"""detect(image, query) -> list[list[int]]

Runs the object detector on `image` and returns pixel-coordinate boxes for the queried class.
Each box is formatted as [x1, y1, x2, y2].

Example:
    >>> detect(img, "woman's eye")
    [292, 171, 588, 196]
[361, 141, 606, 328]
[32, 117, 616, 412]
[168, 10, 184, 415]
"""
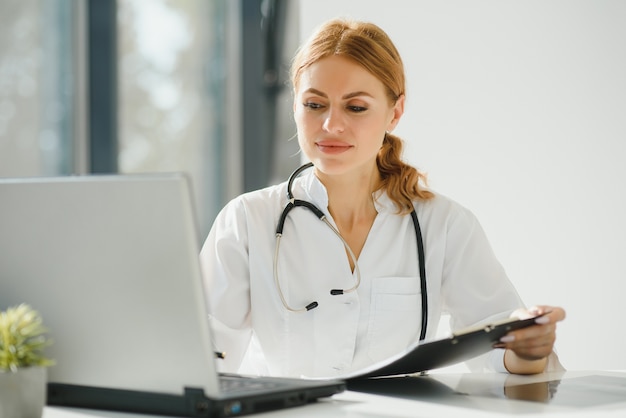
[303, 102, 323, 110]
[348, 106, 367, 113]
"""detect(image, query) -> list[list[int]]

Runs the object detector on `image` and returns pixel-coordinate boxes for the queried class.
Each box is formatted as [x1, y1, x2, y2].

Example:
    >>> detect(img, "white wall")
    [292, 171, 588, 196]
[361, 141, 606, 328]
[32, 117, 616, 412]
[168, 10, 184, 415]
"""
[298, 0, 626, 371]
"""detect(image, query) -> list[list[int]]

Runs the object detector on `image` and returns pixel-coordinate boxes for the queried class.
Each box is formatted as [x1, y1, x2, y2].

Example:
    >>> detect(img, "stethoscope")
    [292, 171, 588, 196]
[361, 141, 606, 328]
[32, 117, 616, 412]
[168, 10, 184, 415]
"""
[274, 162, 428, 342]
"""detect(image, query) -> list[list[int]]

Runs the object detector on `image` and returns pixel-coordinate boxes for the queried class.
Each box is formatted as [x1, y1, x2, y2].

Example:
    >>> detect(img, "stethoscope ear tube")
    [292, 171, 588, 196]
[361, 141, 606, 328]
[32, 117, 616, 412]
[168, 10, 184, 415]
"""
[276, 199, 325, 235]
[411, 209, 428, 342]
[276, 162, 319, 235]
[276, 201, 293, 235]
[287, 162, 314, 200]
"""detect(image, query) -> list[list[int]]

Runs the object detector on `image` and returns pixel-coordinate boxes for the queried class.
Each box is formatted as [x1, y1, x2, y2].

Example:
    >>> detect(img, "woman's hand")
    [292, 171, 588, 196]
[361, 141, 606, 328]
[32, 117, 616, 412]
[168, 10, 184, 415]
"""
[495, 305, 566, 375]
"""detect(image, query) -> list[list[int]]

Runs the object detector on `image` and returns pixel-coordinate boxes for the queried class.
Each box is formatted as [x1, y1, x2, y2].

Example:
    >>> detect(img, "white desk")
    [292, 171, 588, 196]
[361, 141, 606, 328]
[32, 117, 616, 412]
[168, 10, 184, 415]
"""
[43, 370, 626, 418]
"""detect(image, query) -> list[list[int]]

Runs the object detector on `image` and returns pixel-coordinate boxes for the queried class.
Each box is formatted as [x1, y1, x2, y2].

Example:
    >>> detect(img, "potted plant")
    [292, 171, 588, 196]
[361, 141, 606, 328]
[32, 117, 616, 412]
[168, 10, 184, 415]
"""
[0, 304, 54, 418]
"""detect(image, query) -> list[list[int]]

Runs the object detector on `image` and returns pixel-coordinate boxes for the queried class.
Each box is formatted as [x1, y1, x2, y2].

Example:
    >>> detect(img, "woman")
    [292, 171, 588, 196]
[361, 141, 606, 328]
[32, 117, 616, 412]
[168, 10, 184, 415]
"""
[199, 18, 565, 378]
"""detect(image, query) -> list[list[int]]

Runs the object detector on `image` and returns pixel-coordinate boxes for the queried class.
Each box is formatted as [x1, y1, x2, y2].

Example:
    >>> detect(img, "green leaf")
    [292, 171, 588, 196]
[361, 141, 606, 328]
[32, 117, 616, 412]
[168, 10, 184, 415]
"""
[0, 304, 54, 371]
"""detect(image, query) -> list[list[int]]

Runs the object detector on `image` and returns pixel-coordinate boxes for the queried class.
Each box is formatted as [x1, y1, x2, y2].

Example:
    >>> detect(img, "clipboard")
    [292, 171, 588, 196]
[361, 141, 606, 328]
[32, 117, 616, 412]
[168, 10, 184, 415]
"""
[348, 313, 547, 379]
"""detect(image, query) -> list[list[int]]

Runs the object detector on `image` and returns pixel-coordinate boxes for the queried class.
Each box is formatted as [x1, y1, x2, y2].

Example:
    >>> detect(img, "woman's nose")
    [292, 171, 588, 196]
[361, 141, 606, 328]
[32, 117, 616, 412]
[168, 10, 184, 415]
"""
[322, 107, 345, 133]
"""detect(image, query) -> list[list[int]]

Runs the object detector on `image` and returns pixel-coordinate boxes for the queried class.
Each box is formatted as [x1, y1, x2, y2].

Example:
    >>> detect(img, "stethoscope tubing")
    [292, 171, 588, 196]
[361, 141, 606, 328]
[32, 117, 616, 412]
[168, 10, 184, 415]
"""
[274, 162, 428, 342]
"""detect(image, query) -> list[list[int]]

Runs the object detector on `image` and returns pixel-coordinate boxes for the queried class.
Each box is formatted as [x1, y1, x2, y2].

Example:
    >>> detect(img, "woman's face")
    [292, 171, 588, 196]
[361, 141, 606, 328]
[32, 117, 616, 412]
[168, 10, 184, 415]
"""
[294, 55, 404, 177]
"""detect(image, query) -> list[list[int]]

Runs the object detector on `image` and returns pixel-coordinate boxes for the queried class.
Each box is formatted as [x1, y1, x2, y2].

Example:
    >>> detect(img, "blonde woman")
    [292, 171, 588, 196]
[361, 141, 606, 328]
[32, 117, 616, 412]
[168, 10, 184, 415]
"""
[200, 18, 565, 379]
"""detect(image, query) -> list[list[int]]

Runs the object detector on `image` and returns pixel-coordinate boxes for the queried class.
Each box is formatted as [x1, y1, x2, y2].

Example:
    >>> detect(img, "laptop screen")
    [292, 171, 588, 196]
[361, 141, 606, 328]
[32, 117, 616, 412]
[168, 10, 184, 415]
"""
[0, 174, 221, 396]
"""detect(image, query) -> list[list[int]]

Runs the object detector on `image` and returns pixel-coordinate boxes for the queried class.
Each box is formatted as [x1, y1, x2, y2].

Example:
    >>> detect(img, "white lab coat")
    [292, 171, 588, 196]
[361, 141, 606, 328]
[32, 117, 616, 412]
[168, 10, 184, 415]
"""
[199, 170, 526, 378]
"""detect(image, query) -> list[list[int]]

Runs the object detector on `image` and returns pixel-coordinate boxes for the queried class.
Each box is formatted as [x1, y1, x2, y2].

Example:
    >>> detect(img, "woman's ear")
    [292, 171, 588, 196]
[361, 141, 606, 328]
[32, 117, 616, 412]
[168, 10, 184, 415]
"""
[387, 94, 405, 132]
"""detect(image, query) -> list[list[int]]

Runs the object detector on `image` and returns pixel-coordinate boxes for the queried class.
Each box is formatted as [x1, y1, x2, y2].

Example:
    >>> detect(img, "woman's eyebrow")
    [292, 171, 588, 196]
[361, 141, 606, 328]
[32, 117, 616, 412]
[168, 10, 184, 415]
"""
[303, 88, 327, 97]
[303, 88, 374, 100]
[342, 91, 374, 100]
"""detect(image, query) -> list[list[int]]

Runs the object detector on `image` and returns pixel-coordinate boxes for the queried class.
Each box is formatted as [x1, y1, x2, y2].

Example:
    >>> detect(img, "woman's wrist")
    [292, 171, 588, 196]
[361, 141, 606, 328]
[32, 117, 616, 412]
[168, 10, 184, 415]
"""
[504, 349, 548, 375]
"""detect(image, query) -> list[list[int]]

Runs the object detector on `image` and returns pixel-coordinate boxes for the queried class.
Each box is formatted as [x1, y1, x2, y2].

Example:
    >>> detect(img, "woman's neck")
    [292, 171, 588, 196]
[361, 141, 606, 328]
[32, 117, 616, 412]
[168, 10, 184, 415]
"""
[315, 165, 381, 231]
[315, 166, 380, 270]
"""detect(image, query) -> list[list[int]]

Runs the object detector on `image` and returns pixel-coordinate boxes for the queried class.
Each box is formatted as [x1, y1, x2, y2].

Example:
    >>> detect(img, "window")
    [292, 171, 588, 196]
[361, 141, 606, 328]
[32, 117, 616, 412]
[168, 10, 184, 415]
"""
[117, 0, 231, 235]
[0, 0, 232, 237]
[0, 0, 77, 177]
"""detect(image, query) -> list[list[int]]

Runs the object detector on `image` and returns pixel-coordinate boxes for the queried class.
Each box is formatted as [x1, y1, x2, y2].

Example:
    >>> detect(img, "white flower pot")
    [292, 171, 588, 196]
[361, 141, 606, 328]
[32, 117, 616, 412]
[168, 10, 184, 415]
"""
[0, 366, 47, 418]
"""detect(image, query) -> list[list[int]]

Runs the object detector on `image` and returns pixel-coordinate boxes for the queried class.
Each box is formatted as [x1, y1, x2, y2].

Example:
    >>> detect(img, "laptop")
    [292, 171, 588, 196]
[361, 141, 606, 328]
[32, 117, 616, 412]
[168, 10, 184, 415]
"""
[0, 173, 345, 417]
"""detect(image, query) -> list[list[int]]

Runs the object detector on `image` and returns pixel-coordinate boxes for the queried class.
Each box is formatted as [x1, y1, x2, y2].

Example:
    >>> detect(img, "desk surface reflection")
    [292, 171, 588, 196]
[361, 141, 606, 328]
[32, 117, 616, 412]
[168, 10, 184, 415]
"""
[347, 370, 626, 414]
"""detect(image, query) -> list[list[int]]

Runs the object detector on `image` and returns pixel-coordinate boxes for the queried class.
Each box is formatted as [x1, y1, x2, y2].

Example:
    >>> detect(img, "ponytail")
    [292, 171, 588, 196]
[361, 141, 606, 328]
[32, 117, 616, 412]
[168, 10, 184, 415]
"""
[377, 132, 434, 214]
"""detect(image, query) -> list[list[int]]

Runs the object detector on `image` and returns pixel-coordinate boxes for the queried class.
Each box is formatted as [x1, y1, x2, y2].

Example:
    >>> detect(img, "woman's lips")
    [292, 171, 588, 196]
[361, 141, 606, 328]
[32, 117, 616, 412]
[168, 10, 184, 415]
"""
[316, 141, 352, 154]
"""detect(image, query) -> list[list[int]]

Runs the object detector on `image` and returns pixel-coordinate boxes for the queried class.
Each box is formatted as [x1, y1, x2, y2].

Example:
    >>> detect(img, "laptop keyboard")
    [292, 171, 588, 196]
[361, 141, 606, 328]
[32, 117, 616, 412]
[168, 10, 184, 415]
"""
[219, 375, 286, 394]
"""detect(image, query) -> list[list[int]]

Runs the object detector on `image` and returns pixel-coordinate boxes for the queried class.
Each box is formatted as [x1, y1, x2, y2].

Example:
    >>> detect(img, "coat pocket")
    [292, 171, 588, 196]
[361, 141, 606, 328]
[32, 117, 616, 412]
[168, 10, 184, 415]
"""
[367, 276, 423, 363]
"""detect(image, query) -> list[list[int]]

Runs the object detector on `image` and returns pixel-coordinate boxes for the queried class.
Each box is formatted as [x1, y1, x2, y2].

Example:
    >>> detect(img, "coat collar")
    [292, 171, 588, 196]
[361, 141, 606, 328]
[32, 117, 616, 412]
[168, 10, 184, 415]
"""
[298, 170, 398, 215]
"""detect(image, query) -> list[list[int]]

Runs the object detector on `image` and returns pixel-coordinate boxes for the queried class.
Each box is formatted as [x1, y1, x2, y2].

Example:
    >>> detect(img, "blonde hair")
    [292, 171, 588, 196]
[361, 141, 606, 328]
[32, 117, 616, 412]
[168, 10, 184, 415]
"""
[291, 18, 433, 213]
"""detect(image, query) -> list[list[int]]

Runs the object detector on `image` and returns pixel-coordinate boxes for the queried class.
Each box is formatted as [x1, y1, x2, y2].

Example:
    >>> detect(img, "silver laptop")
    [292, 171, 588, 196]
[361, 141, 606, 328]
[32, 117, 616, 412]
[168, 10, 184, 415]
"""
[0, 173, 344, 417]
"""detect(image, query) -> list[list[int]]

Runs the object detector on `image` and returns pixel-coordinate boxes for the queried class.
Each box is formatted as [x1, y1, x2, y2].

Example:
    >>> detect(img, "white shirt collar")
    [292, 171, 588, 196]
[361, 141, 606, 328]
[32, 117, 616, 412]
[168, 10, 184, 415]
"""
[299, 169, 399, 215]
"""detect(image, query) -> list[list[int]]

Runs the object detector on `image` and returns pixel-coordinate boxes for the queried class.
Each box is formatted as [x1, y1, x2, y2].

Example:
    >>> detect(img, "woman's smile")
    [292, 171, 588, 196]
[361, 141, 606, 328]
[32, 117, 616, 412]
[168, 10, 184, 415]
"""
[316, 140, 353, 154]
